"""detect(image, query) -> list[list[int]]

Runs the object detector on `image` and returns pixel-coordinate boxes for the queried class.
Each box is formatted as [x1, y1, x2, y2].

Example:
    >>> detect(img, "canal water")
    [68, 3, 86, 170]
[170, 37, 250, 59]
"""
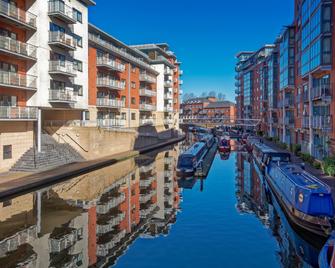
[0, 143, 322, 267]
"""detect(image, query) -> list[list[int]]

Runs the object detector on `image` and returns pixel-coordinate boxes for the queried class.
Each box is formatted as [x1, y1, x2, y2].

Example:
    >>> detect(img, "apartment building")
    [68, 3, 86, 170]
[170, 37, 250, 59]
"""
[130, 43, 182, 129]
[0, 0, 94, 171]
[180, 96, 217, 117]
[236, 0, 334, 160]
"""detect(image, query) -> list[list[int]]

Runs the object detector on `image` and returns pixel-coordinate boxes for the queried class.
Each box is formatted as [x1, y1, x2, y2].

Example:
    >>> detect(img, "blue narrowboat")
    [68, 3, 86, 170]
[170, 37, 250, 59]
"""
[252, 142, 291, 173]
[177, 142, 208, 175]
[199, 134, 215, 148]
[266, 160, 334, 237]
[319, 232, 335, 268]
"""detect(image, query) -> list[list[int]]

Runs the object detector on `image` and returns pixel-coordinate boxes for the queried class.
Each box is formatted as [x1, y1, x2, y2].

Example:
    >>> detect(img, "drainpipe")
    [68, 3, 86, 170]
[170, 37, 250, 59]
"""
[128, 63, 131, 128]
[282, 91, 285, 143]
[37, 108, 42, 152]
[308, 73, 313, 155]
[36, 191, 41, 234]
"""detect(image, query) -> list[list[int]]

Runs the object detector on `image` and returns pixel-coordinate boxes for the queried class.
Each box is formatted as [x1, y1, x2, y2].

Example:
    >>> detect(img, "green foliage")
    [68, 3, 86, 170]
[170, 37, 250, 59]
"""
[300, 153, 314, 165]
[291, 144, 301, 156]
[256, 131, 264, 137]
[277, 142, 288, 150]
[312, 161, 321, 170]
[322, 156, 335, 177]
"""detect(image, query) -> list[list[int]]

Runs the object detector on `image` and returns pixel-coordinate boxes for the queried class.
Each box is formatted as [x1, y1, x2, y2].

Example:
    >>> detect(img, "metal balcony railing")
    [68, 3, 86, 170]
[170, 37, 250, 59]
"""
[97, 118, 126, 128]
[140, 176, 155, 188]
[0, 0, 37, 29]
[139, 104, 156, 111]
[49, 89, 77, 103]
[96, 193, 126, 214]
[311, 115, 332, 132]
[96, 98, 125, 109]
[164, 106, 173, 112]
[311, 85, 331, 102]
[0, 106, 38, 120]
[139, 73, 156, 83]
[284, 117, 294, 126]
[164, 118, 173, 125]
[49, 31, 76, 50]
[97, 57, 125, 72]
[96, 229, 127, 257]
[284, 97, 294, 108]
[49, 61, 76, 76]
[139, 162, 155, 173]
[312, 145, 329, 161]
[96, 213, 126, 234]
[140, 190, 157, 203]
[0, 71, 37, 89]
[0, 36, 37, 60]
[49, 228, 83, 253]
[139, 88, 156, 97]
[164, 93, 173, 99]
[97, 77, 125, 90]
[139, 118, 155, 126]
[164, 80, 173, 87]
[48, 0, 76, 23]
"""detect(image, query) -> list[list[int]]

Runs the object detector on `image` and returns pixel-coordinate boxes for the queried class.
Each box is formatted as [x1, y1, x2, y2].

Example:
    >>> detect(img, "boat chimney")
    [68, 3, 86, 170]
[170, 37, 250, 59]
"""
[300, 163, 305, 170]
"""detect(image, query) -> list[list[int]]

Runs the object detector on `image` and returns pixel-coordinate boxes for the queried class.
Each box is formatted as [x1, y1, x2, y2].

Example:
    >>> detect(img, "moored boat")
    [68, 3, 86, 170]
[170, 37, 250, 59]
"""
[218, 138, 231, 153]
[199, 134, 215, 148]
[266, 160, 334, 237]
[177, 142, 208, 176]
[319, 232, 335, 268]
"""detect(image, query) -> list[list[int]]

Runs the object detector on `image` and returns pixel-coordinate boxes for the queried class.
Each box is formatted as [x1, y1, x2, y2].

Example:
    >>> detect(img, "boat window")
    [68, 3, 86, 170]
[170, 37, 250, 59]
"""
[178, 157, 193, 167]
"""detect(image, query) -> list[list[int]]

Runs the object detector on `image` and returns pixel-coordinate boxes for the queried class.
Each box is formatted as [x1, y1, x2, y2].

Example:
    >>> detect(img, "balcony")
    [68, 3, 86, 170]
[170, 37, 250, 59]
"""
[0, 36, 37, 61]
[0, 106, 37, 121]
[97, 78, 125, 91]
[139, 73, 156, 83]
[302, 116, 309, 129]
[49, 31, 76, 50]
[312, 145, 329, 161]
[0, 0, 37, 31]
[139, 118, 155, 126]
[140, 204, 156, 219]
[96, 193, 126, 214]
[48, 0, 77, 24]
[49, 227, 83, 253]
[179, 70, 183, 76]
[284, 117, 294, 127]
[139, 88, 156, 97]
[96, 98, 125, 109]
[97, 118, 126, 128]
[49, 89, 77, 103]
[311, 85, 331, 102]
[179, 80, 184, 85]
[140, 190, 157, 203]
[303, 91, 309, 102]
[140, 176, 155, 188]
[164, 68, 172, 75]
[97, 57, 125, 72]
[96, 229, 126, 257]
[164, 106, 173, 112]
[139, 104, 156, 111]
[164, 80, 173, 88]
[164, 92, 173, 100]
[311, 115, 332, 132]
[0, 71, 37, 90]
[49, 61, 76, 77]
[96, 213, 125, 234]
[284, 97, 294, 108]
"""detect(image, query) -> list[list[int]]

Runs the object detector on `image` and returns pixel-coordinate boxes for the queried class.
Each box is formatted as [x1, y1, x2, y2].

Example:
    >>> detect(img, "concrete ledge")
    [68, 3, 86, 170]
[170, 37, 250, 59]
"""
[0, 135, 185, 200]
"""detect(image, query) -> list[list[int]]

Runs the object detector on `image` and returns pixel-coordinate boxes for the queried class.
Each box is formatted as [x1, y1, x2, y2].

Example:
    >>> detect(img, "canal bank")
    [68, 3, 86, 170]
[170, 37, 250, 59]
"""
[0, 135, 185, 201]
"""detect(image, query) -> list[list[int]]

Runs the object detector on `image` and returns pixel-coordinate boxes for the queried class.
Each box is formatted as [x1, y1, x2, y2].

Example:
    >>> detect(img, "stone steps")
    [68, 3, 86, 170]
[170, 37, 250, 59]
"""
[11, 134, 84, 172]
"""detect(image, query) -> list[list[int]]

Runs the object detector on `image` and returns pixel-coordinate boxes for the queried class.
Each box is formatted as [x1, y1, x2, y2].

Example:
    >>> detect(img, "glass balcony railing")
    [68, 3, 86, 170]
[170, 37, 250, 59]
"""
[97, 78, 125, 90]
[0, 0, 37, 30]
[139, 104, 156, 111]
[0, 36, 37, 60]
[139, 88, 156, 97]
[311, 115, 332, 132]
[139, 73, 156, 83]
[96, 98, 125, 108]
[97, 57, 125, 72]
[311, 84, 331, 102]
[302, 116, 309, 129]
[49, 31, 76, 50]
[48, 0, 76, 24]
[97, 118, 126, 128]
[0, 106, 38, 120]
[139, 118, 155, 126]
[49, 89, 77, 103]
[49, 61, 76, 76]
[0, 71, 37, 90]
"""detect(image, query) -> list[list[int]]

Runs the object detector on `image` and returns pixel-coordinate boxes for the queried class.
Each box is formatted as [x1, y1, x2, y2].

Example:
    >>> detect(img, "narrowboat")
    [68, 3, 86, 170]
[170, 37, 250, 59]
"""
[252, 142, 290, 173]
[218, 138, 231, 153]
[177, 142, 208, 175]
[199, 134, 215, 148]
[266, 161, 334, 237]
[319, 232, 335, 268]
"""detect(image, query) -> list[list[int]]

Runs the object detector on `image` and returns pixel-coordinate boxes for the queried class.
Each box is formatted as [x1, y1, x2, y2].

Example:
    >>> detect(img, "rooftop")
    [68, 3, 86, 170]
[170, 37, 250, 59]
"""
[205, 101, 235, 109]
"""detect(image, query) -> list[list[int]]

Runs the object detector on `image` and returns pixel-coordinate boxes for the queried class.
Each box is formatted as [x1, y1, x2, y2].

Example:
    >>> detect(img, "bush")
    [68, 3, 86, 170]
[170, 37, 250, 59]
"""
[277, 142, 288, 150]
[322, 156, 335, 177]
[291, 144, 301, 156]
[312, 161, 322, 170]
[257, 131, 264, 137]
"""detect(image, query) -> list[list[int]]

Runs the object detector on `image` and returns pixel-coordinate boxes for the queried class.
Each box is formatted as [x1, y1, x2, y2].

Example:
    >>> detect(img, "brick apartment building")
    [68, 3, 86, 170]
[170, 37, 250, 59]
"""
[236, 0, 334, 160]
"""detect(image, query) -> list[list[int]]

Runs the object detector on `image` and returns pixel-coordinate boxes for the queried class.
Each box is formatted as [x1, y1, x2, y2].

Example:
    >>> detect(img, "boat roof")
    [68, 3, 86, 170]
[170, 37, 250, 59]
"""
[182, 142, 206, 156]
[254, 142, 278, 153]
[277, 163, 331, 193]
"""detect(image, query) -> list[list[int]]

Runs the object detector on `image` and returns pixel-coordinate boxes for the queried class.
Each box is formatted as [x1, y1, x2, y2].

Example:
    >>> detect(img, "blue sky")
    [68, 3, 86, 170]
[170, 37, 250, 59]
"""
[89, 0, 294, 102]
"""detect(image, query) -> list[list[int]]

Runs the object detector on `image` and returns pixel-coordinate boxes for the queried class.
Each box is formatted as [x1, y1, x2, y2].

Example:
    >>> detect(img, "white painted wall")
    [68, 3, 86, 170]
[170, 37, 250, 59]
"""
[152, 64, 165, 112]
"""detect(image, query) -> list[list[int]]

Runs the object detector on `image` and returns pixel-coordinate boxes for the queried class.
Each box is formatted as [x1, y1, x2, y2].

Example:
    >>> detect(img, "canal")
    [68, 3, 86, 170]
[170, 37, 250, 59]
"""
[0, 142, 322, 267]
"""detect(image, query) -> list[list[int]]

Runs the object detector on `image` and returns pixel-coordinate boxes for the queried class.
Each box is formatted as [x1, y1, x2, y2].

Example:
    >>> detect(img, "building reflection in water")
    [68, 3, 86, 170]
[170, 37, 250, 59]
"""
[235, 152, 320, 268]
[0, 146, 181, 268]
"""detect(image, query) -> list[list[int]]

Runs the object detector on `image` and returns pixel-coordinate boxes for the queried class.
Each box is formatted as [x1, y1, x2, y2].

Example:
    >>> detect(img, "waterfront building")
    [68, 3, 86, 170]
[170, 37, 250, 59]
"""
[235, 0, 334, 160]
[0, 0, 182, 172]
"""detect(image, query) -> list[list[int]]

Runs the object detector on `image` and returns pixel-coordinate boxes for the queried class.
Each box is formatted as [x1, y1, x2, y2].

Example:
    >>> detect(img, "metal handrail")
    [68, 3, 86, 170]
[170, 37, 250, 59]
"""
[96, 98, 125, 108]
[48, 0, 76, 21]
[0, 106, 38, 120]
[49, 31, 75, 48]
[0, 70, 37, 89]
[0, 36, 37, 58]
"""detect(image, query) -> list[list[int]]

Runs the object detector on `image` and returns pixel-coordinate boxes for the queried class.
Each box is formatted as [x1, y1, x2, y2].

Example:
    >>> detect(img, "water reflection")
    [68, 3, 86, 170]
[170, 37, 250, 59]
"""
[0, 146, 181, 268]
[236, 152, 320, 268]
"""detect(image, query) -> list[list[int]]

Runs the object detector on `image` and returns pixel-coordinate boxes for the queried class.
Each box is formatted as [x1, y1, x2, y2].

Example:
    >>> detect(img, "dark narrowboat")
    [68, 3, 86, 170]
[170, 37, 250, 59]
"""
[177, 142, 208, 175]
[218, 138, 231, 153]
[199, 134, 215, 148]
[319, 232, 335, 268]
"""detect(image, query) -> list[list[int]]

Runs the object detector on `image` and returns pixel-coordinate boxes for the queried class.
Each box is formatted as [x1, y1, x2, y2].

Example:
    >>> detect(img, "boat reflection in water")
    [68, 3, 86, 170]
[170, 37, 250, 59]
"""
[0, 146, 181, 268]
[236, 152, 320, 268]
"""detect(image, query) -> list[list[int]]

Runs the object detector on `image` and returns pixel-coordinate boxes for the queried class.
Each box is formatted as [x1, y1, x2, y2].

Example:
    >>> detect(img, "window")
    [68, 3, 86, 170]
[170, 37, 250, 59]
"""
[73, 35, 82, 47]
[74, 84, 83, 96]
[121, 96, 126, 103]
[131, 65, 136, 72]
[0, 61, 18, 73]
[131, 81, 136, 89]
[73, 60, 83, 72]
[131, 113, 136, 120]
[0, 27, 17, 40]
[131, 174, 136, 180]
[0, 95, 16, 106]
[50, 80, 65, 90]
[49, 22, 65, 33]
[131, 97, 136, 104]
[121, 112, 126, 120]
[72, 8, 82, 23]
[3, 145, 12, 160]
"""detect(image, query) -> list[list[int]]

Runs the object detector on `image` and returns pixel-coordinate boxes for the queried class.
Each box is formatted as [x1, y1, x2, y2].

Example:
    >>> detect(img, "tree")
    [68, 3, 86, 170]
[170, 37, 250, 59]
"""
[218, 92, 226, 100]
[201, 92, 207, 97]
[208, 91, 216, 98]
